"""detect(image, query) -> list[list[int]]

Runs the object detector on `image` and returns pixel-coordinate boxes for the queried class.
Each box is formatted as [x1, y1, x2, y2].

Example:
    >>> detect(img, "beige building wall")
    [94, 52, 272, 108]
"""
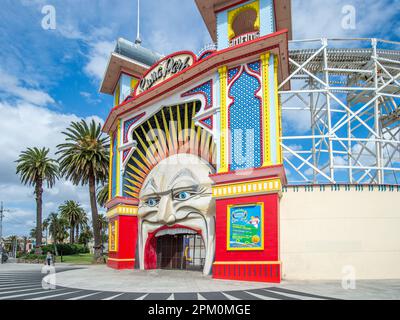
[280, 186, 400, 280]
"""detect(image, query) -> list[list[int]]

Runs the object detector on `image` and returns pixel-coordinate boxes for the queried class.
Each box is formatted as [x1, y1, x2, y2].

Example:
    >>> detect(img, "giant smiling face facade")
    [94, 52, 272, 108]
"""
[138, 153, 216, 275]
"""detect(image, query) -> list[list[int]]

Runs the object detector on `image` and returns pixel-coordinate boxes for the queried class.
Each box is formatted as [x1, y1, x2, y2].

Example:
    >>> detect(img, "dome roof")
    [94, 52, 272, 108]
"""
[115, 38, 163, 67]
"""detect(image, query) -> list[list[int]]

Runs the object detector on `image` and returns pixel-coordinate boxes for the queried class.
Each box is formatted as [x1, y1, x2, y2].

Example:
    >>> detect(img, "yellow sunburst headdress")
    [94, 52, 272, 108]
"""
[124, 101, 216, 198]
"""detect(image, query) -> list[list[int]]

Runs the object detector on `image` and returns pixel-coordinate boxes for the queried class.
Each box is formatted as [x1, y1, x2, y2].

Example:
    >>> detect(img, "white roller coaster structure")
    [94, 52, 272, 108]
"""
[280, 38, 400, 185]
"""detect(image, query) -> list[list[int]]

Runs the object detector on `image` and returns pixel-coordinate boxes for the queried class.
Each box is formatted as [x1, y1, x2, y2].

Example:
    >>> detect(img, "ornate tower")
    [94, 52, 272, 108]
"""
[196, 0, 291, 282]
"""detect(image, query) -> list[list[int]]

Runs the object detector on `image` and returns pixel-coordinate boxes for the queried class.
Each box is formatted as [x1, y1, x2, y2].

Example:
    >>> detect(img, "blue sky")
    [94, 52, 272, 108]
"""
[0, 0, 399, 237]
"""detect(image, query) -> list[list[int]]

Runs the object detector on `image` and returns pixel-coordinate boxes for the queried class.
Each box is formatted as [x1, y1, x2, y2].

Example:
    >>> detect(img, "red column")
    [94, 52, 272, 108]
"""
[107, 215, 138, 269]
[210, 166, 285, 283]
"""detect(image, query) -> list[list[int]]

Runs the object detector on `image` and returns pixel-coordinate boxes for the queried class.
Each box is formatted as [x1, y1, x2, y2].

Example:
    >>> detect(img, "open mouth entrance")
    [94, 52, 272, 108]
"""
[155, 229, 206, 271]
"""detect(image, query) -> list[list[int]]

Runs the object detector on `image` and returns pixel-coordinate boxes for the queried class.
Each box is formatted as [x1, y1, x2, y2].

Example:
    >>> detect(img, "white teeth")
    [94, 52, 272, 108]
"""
[155, 228, 197, 237]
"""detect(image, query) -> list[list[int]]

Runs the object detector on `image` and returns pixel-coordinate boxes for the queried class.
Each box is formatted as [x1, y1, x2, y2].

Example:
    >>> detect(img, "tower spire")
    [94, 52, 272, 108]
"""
[135, 0, 142, 45]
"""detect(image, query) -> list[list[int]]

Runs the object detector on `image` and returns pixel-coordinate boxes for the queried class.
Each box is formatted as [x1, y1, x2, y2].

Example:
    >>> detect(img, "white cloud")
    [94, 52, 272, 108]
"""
[84, 40, 115, 81]
[0, 69, 54, 106]
[0, 100, 105, 237]
[80, 91, 101, 104]
[292, 0, 400, 40]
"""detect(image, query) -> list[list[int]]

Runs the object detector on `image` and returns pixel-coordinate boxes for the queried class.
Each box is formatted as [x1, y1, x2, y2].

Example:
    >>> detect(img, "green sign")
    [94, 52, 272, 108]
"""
[227, 203, 264, 251]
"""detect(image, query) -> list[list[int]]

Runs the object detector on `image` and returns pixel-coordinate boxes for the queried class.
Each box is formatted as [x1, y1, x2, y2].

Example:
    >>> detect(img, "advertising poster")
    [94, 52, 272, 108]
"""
[227, 203, 264, 250]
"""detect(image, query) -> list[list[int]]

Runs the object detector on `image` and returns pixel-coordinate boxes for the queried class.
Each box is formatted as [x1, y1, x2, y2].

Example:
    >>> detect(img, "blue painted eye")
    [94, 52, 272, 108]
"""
[175, 191, 191, 201]
[145, 198, 159, 207]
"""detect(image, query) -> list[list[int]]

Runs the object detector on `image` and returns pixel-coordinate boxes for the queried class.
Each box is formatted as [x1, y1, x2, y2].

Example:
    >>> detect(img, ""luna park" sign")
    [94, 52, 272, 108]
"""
[136, 52, 196, 95]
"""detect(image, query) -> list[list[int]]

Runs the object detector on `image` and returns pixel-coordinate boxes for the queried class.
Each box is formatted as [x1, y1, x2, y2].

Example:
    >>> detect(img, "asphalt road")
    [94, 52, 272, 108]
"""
[0, 266, 333, 300]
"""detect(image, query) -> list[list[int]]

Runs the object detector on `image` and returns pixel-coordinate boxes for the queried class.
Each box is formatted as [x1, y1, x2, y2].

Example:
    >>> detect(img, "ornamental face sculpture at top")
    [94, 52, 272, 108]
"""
[137, 153, 216, 275]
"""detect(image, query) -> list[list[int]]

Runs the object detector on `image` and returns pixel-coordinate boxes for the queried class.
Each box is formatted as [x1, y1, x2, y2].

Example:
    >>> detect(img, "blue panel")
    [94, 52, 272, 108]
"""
[201, 117, 212, 127]
[182, 80, 213, 109]
[216, 11, 229, 50]
[228, 67, 240, 82]
[120, 74, 132, 102]
[260, 0, 275, 36]
[229, 69, 262, 170]
[248, 61, 261, 74]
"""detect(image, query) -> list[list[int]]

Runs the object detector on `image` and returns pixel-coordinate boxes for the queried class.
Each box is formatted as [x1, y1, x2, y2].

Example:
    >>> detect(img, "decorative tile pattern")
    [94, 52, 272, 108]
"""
[107, 205, 138, 218]
[248, 61, 261, 74]
[123, 113, 145, 143]
[212, 178, 281, 198]
[198, 50, 215, 60]
[228, 66, 262, 171]
[199, 116, 213, 129]
[181, 80, 213, 110]
[228, 67, 240, 83]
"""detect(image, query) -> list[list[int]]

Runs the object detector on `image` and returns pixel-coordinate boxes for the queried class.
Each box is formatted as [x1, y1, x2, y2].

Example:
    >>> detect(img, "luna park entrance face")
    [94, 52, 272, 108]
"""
[156, 233, 206, 271]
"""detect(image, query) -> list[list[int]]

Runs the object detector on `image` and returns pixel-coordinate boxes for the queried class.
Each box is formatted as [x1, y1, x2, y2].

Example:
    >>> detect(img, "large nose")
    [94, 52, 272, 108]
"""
[158, 195, 176, 225]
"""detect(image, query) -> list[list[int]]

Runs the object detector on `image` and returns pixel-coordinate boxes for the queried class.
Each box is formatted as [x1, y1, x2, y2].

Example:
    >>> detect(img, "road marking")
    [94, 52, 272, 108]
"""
[0, 289, 66, 300]
[0, 287, 44, 296]
[244, 291, 278, 300]
[0, 283, 41, 289]
[135, 293, 149, 300]
[221, 292, 241, 300]
[68, 292, 101, 300]
[102, 293, 124, 300]
[30, 290, 83, 300]
[197, 293, 207, 300]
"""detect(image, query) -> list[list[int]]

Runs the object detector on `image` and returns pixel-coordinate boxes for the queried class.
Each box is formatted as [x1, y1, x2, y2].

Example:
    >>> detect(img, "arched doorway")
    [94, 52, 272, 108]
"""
[156, 231, 206, 271]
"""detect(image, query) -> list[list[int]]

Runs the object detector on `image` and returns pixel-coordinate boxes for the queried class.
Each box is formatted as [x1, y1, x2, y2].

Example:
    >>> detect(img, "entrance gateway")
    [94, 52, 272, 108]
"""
[102, 0, 292, 283]
[156, 230, 205, 271]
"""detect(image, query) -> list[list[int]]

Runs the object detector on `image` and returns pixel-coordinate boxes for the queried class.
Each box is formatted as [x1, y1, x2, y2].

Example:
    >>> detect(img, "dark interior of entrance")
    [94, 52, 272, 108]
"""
[156, 234, 205, 271]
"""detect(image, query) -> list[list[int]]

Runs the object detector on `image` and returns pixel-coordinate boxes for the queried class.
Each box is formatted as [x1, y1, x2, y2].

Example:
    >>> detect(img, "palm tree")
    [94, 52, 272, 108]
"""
[59, 200, 84, 244]
[43, 217, 50, 245]
[78, 225, 93, 248]
[57, 120, 109, 262]
[48, 212, 68, 256]
[6, 235, 18, 257]
[29, 228, 37, 239]
[16, 147, 58, 253]
[75, 209, 88, 243]
[98, 214, 108, 249]
[22, 236, 28, 254]
[97, 183, 109, 208]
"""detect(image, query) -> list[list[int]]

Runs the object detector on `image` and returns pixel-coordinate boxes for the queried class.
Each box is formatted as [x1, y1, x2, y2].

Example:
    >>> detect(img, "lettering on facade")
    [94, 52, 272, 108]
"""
[229, 31, 260, 47]
[136, 53, 195, 95]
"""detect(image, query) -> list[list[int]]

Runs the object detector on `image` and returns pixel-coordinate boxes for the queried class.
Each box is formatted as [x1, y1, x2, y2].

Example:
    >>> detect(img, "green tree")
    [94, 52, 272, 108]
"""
[29, 228, 37, 239]
[57, 120, 109, 262]
[22, 236, 28, 254]
[97, 183, 109, 208]
[79, 225, 93, 248]
[16, 147, 58, 253]
[59, 200, 84, 244]
[48, 212, 68, 255]
[43, 217, 50, 245]
[98, 214, 108, 249]
[75, 209, 88, 243]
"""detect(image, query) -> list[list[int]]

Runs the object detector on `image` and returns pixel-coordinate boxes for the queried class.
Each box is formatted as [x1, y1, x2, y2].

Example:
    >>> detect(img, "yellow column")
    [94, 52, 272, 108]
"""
[261, 53, 271, 166]
[218, 66, 229, 173]
[116, 120, 121, 196]
[108, 131, 113, 201]
[274, 55, 283, 164]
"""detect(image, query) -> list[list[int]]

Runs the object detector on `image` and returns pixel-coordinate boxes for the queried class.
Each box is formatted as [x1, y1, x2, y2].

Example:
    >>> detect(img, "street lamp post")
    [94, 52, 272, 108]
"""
[0, 202, 11, 264]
